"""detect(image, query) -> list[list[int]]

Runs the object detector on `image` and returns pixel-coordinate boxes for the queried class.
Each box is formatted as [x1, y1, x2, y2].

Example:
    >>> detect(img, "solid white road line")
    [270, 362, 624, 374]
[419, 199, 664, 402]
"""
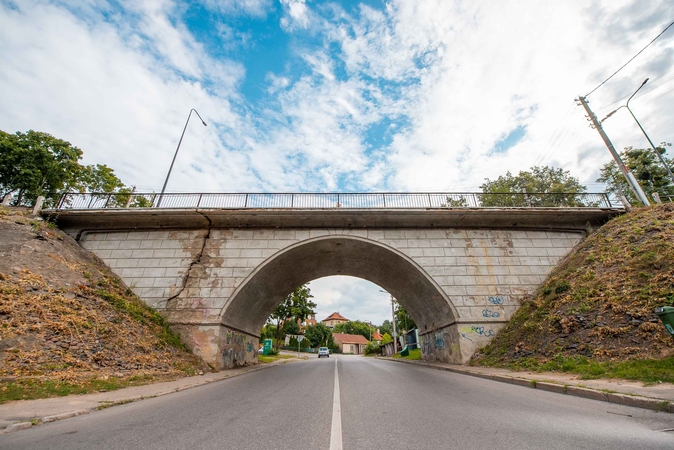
[329, 357, 343, 450]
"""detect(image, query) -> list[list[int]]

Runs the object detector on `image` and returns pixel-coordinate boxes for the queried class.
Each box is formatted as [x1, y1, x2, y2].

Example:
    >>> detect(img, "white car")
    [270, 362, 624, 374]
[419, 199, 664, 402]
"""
[318, 347, 330, 358]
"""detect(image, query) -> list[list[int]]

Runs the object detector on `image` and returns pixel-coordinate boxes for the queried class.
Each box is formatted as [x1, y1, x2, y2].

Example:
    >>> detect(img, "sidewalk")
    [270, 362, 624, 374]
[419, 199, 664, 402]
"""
[380, 357, 674, 413]
[0, 357, 302, 434]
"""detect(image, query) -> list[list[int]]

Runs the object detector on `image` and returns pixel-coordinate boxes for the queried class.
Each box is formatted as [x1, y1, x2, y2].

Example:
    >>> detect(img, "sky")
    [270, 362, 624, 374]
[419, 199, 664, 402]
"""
[1, 0, 673, 325]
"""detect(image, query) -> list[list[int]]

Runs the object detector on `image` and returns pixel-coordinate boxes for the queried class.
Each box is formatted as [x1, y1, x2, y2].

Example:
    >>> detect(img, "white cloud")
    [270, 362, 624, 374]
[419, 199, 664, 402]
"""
[279, 0, 313, 31]
[308, 276, 393, 326]
[200, 0, 274, 18]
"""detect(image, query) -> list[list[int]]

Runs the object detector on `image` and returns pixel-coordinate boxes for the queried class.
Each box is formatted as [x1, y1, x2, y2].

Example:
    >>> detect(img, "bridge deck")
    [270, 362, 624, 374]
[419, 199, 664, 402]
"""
[44, 207, 624, 232]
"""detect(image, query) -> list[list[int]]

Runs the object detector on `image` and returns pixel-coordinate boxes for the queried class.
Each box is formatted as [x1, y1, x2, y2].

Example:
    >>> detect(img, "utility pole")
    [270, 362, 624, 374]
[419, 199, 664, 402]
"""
[577, 96, 650, 206]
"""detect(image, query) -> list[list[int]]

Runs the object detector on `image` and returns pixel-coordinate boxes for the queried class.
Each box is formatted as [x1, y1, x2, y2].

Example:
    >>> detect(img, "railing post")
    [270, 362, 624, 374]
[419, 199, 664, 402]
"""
[87, 194, 96, 209]
[57, 193, 66, 209]
[103, 194, 112, 208]
[291, 194, 294, 208]
[337, 193, 340, 208]
[124, 186, 136, 208]
[244, 194, 248, 207]
[383, 194, 386, 208]
[196, 193, 203, 208]
[428, 193, 432, 208]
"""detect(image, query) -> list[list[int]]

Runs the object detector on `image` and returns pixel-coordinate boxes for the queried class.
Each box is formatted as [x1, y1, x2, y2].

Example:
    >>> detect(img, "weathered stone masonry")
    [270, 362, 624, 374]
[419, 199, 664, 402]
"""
[78, 227, 583, 368]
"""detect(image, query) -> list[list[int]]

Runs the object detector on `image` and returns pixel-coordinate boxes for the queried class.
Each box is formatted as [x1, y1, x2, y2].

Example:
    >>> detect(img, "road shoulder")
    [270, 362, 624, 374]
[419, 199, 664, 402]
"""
[378, 357, 674, 414]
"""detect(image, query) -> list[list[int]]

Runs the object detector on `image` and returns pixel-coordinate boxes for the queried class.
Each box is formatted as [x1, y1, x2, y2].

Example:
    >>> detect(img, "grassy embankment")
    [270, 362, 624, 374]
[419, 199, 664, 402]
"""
[472, 204, 674, 384]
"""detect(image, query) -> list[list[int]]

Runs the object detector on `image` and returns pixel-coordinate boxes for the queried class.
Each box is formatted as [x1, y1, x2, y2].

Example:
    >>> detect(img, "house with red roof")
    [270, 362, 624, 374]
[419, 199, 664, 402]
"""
[333, 333, 369, 354]
[321, 311, 349, 329]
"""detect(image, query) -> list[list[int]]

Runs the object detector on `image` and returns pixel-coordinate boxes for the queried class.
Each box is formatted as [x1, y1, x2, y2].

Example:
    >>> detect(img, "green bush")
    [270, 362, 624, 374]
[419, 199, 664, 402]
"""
[364, 341, 381, 355]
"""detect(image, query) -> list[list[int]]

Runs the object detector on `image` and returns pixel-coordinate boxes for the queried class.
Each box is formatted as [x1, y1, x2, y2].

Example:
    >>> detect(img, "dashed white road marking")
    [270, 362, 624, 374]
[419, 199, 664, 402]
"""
[329, 357, 343, 450]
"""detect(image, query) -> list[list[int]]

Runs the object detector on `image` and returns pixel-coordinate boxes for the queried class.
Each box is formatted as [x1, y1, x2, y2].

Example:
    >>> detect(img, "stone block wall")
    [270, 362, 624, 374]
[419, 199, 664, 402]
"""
[79, 227, 583, 367]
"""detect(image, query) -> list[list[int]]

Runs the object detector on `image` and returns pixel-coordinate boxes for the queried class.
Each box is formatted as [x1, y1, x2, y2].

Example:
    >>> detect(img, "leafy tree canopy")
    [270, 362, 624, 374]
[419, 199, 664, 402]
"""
[597, 145, 674, 205]
[379, 319, 393, 337]
[0, 129, 131, 206]
[333, 320, 374, 341]
[394, 301, 416, 333]
[479, 166, 586, 207]
[268, 285, 316, 342]
[304, 323, 333, 348]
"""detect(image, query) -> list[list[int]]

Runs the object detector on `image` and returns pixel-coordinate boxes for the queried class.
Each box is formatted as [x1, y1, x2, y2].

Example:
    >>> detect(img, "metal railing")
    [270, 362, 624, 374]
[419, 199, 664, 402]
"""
[50, 192, 615, 210]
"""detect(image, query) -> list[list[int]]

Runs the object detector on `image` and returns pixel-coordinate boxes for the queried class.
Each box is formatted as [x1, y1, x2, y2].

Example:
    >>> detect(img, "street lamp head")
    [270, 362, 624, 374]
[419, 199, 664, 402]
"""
[201, 120, 207, 126]
[641, 78, 649, 86]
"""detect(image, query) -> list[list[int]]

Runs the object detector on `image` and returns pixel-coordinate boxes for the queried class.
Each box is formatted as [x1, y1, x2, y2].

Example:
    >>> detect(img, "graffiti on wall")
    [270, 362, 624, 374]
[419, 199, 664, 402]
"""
[487, 296, 504, 305]
[481, 308, 500, 318]
[221, 331, 256, 369]
[460, 326, 496, 341]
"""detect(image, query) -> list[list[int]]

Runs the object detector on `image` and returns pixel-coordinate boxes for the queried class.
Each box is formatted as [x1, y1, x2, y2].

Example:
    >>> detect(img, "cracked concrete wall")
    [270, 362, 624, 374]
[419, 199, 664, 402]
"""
[79, 227, 584, 368]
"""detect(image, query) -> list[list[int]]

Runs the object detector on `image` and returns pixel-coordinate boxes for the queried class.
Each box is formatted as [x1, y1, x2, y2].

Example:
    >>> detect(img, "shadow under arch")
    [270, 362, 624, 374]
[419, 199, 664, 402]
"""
[219, 235, 458, 336]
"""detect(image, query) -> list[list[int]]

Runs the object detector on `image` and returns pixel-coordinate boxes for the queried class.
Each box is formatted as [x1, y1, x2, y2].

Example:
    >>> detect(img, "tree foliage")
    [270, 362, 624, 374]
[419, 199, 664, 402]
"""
[479, 166, 587, 207]
[282, 320, 300, 336]
[0, 129, 132, 206]
[268, 285, 316, 342]
[381, 333, 393, 344]
[597, 145, 674, 205]
[394, 301, 416, 333]
[304, 323, 333, 348]
[379, 319, 393, 337]
[333, 320, 374, 341]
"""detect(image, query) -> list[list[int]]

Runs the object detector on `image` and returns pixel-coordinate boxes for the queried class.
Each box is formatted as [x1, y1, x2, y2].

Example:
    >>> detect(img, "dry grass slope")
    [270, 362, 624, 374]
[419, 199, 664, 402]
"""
[472, 204, 674, 382]
[0, 208, 207, 402]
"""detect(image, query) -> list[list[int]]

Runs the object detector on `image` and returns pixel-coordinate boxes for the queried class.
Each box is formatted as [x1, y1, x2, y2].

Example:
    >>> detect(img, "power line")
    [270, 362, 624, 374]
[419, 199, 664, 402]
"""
[585, 21, 674, 97]
[596, 69, 674, 112]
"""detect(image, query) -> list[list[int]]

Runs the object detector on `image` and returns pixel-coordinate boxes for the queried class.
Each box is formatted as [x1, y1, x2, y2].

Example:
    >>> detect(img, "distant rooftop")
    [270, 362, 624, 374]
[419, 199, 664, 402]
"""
[322, 312, 349, 322]
[333, 333, 369, 345]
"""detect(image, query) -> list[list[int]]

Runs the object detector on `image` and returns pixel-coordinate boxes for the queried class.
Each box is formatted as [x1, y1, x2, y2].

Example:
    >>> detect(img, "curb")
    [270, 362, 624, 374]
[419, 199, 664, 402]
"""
[379, 357, 674, 414]
[0, 357, 301, 435]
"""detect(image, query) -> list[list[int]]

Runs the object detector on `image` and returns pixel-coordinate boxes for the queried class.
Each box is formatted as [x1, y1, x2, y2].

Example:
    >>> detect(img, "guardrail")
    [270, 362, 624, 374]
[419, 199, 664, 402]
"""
[50, 192, 615, 210]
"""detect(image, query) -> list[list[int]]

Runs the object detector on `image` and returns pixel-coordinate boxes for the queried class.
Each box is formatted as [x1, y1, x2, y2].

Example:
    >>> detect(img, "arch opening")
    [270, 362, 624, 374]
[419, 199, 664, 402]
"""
[219, 235, 457, 337]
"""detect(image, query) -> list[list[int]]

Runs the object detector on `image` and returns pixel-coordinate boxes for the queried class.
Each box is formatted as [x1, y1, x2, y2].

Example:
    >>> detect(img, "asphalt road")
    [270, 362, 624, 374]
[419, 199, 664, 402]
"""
[1, 356, 673, 450]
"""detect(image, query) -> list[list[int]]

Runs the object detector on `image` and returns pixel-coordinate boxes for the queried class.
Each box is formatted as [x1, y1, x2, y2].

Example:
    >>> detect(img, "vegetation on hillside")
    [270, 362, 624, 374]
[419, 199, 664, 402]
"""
[472, 204, 674, 382]
[0, 208, 206, 403]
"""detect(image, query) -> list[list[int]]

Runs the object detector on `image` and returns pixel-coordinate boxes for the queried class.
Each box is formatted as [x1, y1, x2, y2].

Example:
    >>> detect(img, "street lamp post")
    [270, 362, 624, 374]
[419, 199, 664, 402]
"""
[156, 109, 207, 207]
[601, 79, 674, 186]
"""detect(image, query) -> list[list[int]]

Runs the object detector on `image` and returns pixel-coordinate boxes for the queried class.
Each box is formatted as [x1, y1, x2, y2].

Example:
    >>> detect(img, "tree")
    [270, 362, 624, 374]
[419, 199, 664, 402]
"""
[381, 333, 393, 344]
[0, 129, 132, 207]
[268, 285, 317, 343]
[479, 166, 587, 207]
[597, 145, 674, 205]
[304, 323, 333, 348]
[394, 301, 416, 333]
[282, 320, 300, 336]
[0, 130, 82, 205]
[333, 320, 374, 341]
[288, 285, 317, 325]
[379, 320, 393, 337]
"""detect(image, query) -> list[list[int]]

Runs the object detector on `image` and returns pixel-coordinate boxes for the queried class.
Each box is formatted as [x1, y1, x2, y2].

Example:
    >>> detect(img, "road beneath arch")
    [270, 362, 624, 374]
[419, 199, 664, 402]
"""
[2, 357, 672, 450]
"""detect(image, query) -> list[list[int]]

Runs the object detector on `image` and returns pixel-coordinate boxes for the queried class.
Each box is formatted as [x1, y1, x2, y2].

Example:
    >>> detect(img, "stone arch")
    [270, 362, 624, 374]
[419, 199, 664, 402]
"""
[219, 235, 458, 336]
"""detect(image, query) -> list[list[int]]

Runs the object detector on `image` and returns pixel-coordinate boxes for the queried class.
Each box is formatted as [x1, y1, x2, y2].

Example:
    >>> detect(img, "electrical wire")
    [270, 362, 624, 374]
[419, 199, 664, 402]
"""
[585, 21, 674, 97]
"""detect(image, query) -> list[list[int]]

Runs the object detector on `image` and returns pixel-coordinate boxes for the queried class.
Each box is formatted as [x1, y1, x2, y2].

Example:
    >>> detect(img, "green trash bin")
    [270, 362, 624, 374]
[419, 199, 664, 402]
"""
[262, 339, 273, 356]
[655, 306, 674, 337]
[400, 346, 409, 357]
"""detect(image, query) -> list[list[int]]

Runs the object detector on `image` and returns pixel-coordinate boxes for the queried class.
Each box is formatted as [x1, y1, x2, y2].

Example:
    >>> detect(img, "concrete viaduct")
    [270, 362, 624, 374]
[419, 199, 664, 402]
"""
[45, 192, 622, 369]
